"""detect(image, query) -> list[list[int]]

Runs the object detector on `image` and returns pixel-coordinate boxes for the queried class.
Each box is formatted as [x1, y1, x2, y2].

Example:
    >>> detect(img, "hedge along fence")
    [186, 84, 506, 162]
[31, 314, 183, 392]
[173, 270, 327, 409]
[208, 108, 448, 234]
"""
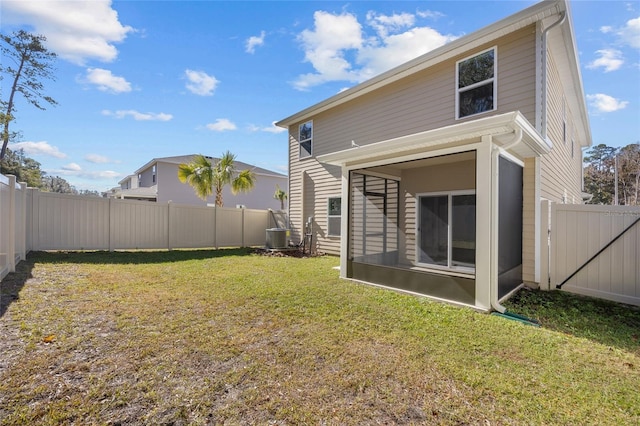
[0, 174, 283, 279]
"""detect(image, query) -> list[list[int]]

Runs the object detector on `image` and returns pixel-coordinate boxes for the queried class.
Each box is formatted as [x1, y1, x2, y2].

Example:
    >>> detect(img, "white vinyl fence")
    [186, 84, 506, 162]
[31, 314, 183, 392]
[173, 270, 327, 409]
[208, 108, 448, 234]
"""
[0, 174, 283, 280]
[541, 200, 640, 306]
[1, 175, 27, 279]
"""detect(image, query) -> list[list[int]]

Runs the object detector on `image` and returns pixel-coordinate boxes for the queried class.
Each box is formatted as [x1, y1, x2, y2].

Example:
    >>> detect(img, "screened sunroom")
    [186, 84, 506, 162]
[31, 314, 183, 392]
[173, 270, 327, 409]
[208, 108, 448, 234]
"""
[318, 112, 550, 310]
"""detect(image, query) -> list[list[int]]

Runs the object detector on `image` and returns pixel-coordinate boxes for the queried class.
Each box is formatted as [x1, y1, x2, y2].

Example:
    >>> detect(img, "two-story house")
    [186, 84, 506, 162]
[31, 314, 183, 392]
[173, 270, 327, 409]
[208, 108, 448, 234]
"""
[276, 0, 591, 311]
[110, 155, 288, 210]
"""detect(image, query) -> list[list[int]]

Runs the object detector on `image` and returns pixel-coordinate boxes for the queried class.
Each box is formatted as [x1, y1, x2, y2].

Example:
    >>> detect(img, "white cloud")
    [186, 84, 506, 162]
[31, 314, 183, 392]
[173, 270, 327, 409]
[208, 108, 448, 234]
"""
[248, 121, 287, 134]
[246, 31, 266, 54]
[52, 166, 121, 180]
[600, 25, 614, 34]
[102, 109, 173, 121]
[206, 118, 237, 131]
[587, 49, 624, 72]
[366, 11, 415, 38]
[3, 0, 134, 65]
[587, 93, 629, 113]
[62, 162, 82, 171]
[294, 11, 364, 90]
[357, 26, 457, 81]
[84, 68, 132, 93]
[618, 16, 640, 49]
[85, 154, 110, 163]
[417, 9, 445, 20]
[184, 69, 219, 96]
[8, 141, 67, 158]
[293, 10, 457, 90]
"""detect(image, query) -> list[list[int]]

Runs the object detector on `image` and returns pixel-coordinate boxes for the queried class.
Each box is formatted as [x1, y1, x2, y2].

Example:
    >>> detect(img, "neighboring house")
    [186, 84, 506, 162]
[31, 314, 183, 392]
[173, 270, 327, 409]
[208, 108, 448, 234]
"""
[276, 0, 591, 311]
[107, 174, 157, 201]
[109, 155, 288, 210]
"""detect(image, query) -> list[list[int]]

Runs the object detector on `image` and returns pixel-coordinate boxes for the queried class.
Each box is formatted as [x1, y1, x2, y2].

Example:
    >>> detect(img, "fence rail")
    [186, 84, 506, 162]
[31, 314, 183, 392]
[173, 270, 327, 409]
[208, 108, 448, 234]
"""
[541, 200, 640, 307]
[0, 174, 283, 280]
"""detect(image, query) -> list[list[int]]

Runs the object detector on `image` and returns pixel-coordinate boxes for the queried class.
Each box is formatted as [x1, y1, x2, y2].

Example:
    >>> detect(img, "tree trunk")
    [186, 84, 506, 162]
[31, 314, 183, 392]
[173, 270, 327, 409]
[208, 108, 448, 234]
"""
[1, 52, 26, 160]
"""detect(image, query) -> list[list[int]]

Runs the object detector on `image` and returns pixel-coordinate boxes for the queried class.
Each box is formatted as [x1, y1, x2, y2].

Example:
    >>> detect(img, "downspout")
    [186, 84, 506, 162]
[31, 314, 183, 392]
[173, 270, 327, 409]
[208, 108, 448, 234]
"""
[490, 128, 522, 313]
[540, 11, 567, 140]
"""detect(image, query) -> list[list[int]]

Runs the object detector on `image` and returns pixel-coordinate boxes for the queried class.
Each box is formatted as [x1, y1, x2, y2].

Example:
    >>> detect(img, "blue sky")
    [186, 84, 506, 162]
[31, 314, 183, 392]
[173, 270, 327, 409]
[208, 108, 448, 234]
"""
[2, 0, 639, 192]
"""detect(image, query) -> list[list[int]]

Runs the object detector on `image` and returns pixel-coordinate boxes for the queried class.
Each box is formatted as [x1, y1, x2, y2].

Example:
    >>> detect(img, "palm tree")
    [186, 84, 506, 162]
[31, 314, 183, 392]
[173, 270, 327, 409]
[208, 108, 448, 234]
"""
[273, 184, 287, 210]
[178, 151, 256, 207]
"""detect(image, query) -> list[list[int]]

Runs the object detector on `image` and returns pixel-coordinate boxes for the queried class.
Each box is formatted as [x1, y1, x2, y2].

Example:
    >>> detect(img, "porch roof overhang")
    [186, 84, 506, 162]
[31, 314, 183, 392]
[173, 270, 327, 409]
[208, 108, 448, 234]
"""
[317, 111, 550, 168]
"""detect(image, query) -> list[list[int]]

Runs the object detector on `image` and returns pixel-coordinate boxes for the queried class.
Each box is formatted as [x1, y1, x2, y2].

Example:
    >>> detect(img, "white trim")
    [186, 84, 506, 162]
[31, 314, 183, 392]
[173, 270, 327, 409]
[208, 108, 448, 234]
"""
[339, 168, 349, 278]
[497, 149, 524, 167]
[415, 190, 476, 274]
[455, 46, 498, 120]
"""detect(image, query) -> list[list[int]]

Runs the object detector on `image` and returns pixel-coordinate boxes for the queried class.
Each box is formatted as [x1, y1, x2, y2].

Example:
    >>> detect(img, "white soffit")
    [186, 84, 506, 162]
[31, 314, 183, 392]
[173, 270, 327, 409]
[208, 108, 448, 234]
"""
[317, 112, 551, 168]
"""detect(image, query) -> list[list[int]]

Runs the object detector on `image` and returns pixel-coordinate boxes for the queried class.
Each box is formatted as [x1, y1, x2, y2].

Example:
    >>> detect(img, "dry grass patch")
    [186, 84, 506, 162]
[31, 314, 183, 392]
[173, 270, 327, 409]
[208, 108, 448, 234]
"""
[1, 249, 639, 425]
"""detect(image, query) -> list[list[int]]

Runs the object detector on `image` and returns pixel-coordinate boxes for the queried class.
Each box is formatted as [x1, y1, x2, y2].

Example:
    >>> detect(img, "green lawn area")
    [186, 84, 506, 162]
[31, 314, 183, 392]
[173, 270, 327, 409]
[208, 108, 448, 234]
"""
[1, 249, 638, 425]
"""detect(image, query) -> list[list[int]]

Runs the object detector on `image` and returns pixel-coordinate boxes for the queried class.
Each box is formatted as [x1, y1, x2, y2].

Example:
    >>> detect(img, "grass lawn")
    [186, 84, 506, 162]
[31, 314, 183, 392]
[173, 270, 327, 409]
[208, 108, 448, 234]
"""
[1, 249, 638, 425]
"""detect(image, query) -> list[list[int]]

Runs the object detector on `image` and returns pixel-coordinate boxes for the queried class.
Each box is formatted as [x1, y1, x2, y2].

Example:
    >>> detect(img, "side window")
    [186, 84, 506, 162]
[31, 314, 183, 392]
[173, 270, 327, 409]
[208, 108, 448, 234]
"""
[299, 121, 313, 159]
[327, 197, 341, 236]
[456, 47, 496, 119]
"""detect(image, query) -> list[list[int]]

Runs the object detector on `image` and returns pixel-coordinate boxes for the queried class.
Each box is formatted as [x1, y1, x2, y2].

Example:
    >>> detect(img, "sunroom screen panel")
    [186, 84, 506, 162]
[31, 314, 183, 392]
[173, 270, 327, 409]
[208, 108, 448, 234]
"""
[350, 173, 399, 267]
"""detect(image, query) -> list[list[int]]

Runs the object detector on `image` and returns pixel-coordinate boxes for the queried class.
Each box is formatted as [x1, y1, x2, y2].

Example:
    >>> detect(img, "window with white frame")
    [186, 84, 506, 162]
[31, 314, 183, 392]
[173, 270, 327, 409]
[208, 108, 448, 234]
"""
[299, 121, 313, 159]
[417, 191, 476, 272]
[456, 48, 496, 119]
[328, 197, 341, 236]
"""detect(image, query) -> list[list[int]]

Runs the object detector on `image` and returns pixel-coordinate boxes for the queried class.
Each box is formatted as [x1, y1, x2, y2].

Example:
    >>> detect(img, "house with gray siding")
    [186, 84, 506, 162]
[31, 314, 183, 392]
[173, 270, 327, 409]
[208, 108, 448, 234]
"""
[276, 0, 590, 311]
[110, 155, 288, 210]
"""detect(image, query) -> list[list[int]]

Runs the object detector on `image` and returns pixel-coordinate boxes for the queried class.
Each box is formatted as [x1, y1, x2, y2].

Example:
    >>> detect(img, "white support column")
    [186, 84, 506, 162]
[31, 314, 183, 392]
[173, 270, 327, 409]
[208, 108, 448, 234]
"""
[339, 167, 350, 278]
[475, 137, 494, 310]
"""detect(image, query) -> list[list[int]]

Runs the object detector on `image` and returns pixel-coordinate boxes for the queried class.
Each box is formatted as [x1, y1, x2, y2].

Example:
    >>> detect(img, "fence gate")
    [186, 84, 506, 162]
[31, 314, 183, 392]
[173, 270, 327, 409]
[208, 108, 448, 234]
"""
[542, 201, 640, 307]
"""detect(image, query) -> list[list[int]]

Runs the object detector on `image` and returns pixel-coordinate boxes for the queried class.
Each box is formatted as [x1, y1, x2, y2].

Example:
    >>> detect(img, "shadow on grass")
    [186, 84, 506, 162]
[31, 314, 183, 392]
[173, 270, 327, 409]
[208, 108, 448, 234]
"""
[0, 259, 35, 319]
[27, 247, 255, 265]
[505, 287, 640, 354]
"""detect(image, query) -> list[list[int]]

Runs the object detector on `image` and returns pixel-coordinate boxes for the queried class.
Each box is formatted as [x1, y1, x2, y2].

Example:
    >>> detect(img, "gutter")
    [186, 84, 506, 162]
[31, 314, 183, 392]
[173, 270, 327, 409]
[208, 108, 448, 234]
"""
[540, 11, 567, 141]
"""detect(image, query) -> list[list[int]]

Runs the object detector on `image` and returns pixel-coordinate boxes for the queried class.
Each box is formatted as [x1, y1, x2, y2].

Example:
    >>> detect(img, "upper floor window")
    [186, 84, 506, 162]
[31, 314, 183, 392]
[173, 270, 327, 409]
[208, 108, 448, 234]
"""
[299, 121, 313, 159]
[562, 96, 567, 144]
[456, 47, 497, 119]
[152, 165, 156, 183]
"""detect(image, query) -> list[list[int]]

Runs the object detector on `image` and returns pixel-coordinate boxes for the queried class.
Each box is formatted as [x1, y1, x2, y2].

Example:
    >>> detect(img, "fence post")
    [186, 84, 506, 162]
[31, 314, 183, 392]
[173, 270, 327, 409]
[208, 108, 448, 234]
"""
[167, 201, 173, 251]
[108, 198, 115, 251]
[8, 175, 16, 273]
[241, 207, 245, 248]
[539, 199, 551, 291]
[18, 182, 27, 261]
[213, 206, 218, 249]
[31, 188, 39, 251]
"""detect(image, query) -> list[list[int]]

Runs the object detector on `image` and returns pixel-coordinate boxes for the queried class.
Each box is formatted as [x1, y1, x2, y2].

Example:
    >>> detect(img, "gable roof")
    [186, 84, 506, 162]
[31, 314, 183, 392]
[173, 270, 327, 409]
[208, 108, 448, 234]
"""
[276, 0, 590, 147]
[133, 154, 287, 178]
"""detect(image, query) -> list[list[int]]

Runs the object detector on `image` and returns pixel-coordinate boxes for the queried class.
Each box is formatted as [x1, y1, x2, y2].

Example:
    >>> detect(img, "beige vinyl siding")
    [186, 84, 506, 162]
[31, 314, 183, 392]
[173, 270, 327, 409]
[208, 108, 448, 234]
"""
[305, 26, 537, 157]
[540, 50, 584, 204]
[522, 157, 537, 284]
[287, 26, 538, 256]
[288, 132, 342, 255]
